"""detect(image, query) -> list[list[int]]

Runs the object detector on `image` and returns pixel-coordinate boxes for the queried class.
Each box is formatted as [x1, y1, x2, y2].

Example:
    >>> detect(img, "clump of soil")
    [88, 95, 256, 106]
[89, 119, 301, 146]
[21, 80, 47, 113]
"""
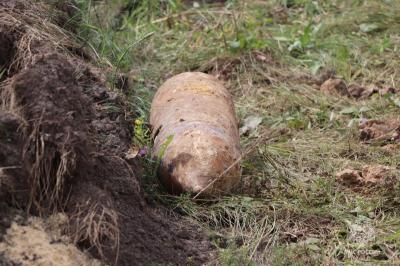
[335, 169, 362, 186]
[317, 74, 398, 99]
[0, 1, 212, 265]
[0, 214, 102, 266]
[320, 78, 349, 96]
[336, 165, 398, 187]
[347, 84, 372, 99]
[348, 84, 398, 99]
[359, 119, 400, 144]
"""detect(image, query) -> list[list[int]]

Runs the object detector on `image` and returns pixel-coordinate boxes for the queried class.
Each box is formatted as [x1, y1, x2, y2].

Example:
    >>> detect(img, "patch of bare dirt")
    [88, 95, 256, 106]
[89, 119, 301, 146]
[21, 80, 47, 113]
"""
[335, 169, 362, 186]
[348, 84, 398, 99]
[382, 143, 400, 154]
[0, 1, 213, 265]
[320, 78, 349, 96]
[359, 119, 400, 144]
[347, 84, 372, 99]
[336, 165, 398, 187]
[0, 214, 103, 266]
[316, 73, 398, 99]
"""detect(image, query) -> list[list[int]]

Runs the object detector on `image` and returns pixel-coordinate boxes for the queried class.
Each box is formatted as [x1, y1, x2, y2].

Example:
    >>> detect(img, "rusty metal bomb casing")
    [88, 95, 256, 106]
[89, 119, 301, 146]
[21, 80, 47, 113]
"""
[150, 72, 241, 196]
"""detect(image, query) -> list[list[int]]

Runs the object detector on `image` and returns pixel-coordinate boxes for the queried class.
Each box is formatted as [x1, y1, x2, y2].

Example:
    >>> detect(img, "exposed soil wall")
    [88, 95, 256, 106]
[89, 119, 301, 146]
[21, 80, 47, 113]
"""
[0, 1, 212, 265]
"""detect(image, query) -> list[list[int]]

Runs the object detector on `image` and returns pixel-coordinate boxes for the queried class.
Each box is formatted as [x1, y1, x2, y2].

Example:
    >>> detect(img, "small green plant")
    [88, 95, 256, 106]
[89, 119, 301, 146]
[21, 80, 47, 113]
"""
[133, 117, 148, 146]
[219, 244, 256, 266]
[0, 67, 6, 80]
[288, 23, 313, 56]
[152, 135, 174, 177]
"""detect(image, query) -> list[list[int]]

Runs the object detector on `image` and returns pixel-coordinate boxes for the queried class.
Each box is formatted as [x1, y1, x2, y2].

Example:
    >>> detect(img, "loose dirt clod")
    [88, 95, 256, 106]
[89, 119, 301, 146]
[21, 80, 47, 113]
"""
[317, 74, 397, 99]
[382, 143, 400, 154]
[336, 169, 362, 185]
[348, 84, 398, 99]
[347, 84, 372, 99]
[361, 165, 397, 185]
[0, 214, 103, 266]
[378, 86, 398, 96]
[336, 165, 398, 187]
[320, 78, 349, 96]
[359, 119, 400, 144]
[318, 69, 336, 85]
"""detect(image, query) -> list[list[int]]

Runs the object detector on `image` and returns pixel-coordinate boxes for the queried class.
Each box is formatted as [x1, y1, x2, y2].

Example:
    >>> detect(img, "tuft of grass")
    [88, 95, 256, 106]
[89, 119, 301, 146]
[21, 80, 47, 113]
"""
[69, 200, 120, 263]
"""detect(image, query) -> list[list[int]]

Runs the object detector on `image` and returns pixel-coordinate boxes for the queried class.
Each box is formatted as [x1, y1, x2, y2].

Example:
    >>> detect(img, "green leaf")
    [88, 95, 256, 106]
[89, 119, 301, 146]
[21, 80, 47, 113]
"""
[287, 117, 305, 129]
[392, 97, 400, 108]
[299, 24, 312, 47]
[0, 68, 6, 80]
[359, 106, 370, 113]
[288, 40, 302, 52]
[154, 135, 174, 177]
[359, 23, 379, 33]
[158, 135, 174, 158]
[310, 61, 322, 75]
[273, 36, 291, 42]
[228, 40, 241, 50]
[307, 244, 321, 252]
[305, 237, 320, 245]
[340, 107, 358, 115]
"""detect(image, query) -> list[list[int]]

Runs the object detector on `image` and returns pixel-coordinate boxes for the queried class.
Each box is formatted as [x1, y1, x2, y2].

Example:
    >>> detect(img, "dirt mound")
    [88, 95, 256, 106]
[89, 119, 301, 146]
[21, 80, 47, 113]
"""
[0, 1, 212, 265]
[0, 213, 103, 266]
[359, 119, 400, 144]
[317, 75, 398, 99]
[320, 78, 349, 97]
[336, 165, 398, 187]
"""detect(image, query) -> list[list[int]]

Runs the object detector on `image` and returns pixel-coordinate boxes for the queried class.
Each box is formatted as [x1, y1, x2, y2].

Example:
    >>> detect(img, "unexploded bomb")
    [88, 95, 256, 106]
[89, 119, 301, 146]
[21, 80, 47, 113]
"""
[150, 72, 241, 196]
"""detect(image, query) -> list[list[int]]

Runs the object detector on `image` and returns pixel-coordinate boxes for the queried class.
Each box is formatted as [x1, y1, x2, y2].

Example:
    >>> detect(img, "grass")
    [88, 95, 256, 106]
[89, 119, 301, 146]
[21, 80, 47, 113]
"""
[70, 0, 400, 264]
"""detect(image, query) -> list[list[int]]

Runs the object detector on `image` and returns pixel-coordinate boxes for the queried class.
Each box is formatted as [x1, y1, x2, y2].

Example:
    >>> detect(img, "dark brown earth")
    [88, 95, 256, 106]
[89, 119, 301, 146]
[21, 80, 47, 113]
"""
[0, 1, 212, 265]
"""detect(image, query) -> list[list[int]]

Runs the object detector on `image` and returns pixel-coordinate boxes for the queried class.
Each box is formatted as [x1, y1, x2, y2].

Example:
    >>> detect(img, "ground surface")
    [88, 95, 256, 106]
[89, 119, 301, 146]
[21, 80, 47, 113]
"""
[1, 0, 400, 265]
[0, 1, 212, 265]
[73, 0, 400, 265]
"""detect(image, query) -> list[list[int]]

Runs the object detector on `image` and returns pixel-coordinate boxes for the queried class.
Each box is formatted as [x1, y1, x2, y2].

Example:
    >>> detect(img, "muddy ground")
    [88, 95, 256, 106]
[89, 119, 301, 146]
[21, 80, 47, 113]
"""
[0, 1, 212, 265]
